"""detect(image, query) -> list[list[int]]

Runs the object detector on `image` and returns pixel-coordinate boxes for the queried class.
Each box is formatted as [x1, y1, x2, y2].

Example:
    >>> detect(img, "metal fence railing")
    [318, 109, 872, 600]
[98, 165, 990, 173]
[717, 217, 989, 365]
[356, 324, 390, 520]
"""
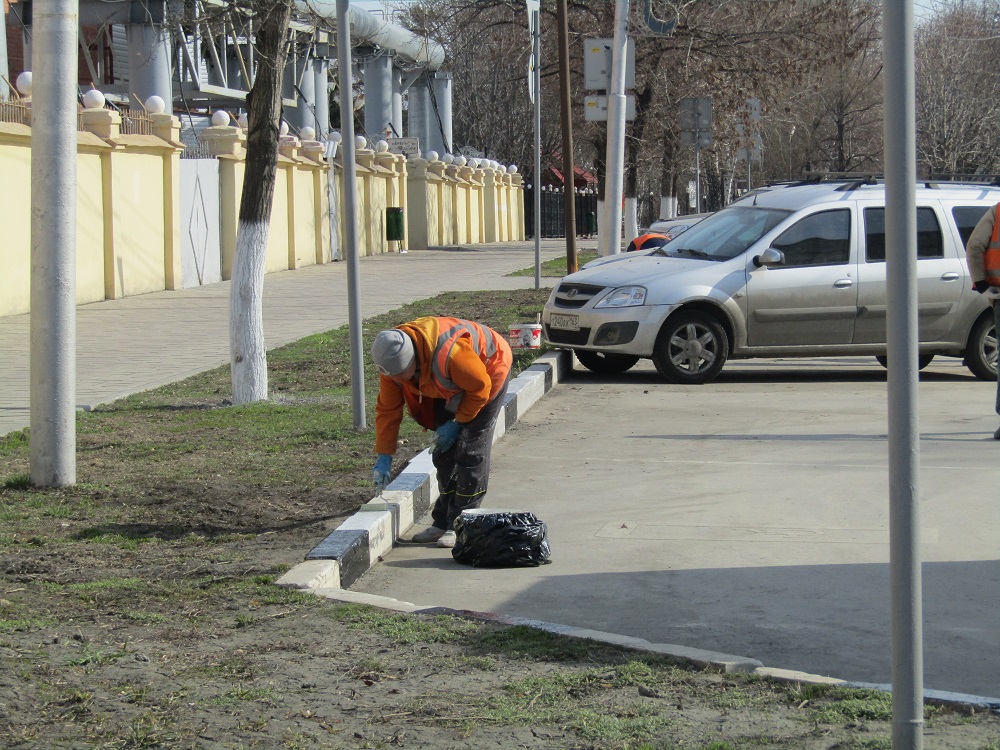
[524, 187, 599, 238]
[118, 108, 153, 136]
[0, 100, 31, 126]
[1, 101, 105, 132]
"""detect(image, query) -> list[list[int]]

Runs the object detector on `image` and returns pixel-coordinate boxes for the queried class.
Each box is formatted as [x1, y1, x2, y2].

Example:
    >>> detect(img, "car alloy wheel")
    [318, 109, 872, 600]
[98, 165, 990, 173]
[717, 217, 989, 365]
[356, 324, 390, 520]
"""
[965, 313, 998, 381]
[652, 310, 729, 384]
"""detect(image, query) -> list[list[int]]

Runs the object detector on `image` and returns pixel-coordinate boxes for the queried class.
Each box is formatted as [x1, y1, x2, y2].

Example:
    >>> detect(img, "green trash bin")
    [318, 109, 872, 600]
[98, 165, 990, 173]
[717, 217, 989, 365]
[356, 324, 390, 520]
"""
[386, 207, 405, 249]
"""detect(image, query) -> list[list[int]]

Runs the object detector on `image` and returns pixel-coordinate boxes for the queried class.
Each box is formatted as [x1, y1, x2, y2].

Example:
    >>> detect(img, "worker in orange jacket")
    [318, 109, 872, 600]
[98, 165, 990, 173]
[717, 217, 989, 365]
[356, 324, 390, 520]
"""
[371, 316, 513, 548]
[964, 204, 1000, 439]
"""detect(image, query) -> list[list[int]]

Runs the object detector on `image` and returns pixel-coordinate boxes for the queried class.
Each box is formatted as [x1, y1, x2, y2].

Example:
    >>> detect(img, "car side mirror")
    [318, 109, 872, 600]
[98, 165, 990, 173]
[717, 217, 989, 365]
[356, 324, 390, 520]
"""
[753, 247, 785, 268]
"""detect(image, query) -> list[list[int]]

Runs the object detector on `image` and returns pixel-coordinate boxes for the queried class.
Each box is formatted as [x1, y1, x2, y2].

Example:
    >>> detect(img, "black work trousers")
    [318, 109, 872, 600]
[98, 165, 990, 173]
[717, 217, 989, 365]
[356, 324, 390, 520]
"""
[430, 375, 510, 531]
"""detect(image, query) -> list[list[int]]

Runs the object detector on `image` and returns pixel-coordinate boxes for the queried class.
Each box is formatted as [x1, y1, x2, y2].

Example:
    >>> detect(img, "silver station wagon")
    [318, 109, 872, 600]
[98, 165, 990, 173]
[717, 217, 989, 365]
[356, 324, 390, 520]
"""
[543, 178, 999, 383]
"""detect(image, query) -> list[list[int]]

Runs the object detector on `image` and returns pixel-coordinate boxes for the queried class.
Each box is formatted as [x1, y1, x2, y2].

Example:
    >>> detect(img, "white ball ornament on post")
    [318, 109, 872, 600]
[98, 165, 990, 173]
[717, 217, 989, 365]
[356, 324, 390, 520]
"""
[469, 158, 479, 169]
[279, 121, 289, 136]
[498, 165, 507, 174]
[455, 155, 467, 167]
[300, 126, 316, 141]
[329, 131, 343, 143]
[425, 150, 438, 162]
[144, 95, 165, 115]
[211, 110, 230, 126]
[15, 72, 32, 97]
[508, 165, 518, 174]
[355, 135, 367, 150]
[237, 113, 248, 130]
[82, 89, 106, 109]
[375, 140, 389, 153]
[441, 153, 454, 164]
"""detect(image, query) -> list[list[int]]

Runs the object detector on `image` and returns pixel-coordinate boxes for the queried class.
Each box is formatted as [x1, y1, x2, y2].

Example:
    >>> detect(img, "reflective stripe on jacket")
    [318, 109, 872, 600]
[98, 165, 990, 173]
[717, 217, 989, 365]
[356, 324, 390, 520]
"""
[987, 204, 1000, 286]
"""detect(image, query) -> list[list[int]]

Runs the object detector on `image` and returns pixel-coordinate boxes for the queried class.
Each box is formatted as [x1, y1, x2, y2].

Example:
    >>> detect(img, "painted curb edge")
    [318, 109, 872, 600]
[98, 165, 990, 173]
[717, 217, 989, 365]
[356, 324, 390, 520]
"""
[306, 586, 1000, 712]
[276, 350, 573, 591]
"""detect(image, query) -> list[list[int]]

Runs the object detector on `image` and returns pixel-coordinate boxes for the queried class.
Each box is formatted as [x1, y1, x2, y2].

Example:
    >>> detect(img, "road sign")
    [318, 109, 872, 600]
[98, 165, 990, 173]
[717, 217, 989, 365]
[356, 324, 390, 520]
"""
[679, 97, 712, 148]
[736, 131, 763, 163]
[584, 94, 636, 122]
[679, 97, 712, 132]
[386, 137, 420, 158]
[583, 37, 636, 91]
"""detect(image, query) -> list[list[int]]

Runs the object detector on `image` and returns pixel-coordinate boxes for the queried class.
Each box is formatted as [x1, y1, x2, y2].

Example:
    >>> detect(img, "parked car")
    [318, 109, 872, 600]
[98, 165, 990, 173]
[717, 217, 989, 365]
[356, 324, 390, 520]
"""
[542, 178, 998, 383]
[625, 232, 670, 253]
[646, 213, 711, 240]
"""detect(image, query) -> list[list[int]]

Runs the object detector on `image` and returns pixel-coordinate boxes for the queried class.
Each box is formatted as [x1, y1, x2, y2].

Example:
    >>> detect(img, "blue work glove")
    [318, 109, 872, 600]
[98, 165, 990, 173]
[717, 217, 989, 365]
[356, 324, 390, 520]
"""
[373, 453, 392, 493]
[433, 420, 462, 453]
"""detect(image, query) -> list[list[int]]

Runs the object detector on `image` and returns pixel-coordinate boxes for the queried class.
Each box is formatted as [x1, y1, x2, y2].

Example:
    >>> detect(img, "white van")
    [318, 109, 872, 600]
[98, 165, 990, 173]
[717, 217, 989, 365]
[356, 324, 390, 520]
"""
[542, 178, 998, 383]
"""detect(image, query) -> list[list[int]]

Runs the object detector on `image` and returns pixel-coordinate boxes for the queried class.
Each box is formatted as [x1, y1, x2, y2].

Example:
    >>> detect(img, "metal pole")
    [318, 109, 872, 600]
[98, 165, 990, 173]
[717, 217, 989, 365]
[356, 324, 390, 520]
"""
[603, 0, 629, 256]
[30, 0, 78, 487]
[556, 0, 577, 274]
[694, 144, 701, 213]
[337, 0, 366, 429]
[533, 8, 541, 288]
[883, 1, 923, 747]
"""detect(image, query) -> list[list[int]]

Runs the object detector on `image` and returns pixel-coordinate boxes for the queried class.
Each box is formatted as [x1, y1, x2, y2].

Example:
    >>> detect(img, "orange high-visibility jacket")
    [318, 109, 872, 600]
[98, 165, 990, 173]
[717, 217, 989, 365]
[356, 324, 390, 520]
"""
[986, 204, 1000, 286]
[375, 316, 512, 455]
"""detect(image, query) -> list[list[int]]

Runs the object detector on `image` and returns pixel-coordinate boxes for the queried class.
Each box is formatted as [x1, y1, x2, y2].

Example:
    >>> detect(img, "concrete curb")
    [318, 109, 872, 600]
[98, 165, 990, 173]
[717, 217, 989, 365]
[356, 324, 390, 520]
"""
[304, 585, 1000, 712]
[276, 349, 573, 591]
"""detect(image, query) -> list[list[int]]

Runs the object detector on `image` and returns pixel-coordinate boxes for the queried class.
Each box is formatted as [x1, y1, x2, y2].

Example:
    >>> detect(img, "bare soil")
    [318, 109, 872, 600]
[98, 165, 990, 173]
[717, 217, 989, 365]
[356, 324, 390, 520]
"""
[1, 289, 998, 749]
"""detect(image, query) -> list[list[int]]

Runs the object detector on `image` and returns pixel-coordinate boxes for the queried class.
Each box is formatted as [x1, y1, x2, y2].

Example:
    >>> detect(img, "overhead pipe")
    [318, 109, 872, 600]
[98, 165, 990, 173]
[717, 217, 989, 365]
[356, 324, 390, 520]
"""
[61, 2, 444, 70]
[297, 2, 445, 69]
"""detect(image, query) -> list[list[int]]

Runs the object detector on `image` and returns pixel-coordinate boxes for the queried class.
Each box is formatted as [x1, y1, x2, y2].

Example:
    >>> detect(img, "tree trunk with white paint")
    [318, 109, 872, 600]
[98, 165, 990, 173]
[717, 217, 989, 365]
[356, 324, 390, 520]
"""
[623, 197, 638, 242]
[660, 195, 677, 219]
[230, 0, 292, 405]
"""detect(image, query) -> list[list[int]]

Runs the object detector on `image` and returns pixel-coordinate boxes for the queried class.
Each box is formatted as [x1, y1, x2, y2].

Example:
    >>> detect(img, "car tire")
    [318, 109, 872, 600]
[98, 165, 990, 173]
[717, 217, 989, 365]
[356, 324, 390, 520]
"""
[574, 350, 640, 375]
[964, 313, 998, 381]
[652, 310, 729, 384]
[874, 354, 935, 370]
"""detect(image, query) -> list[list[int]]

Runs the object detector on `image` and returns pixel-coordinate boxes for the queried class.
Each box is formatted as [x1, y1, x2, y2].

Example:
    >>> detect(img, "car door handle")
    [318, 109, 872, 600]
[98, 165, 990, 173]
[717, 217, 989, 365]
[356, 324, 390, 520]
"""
[834, 279, 854, 288]
[940, 272, 960, 281]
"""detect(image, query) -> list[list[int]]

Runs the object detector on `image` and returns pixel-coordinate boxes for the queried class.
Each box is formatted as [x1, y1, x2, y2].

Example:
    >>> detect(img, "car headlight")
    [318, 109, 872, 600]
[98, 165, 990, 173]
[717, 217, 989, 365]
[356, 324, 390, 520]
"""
[594, 286, 647, 308]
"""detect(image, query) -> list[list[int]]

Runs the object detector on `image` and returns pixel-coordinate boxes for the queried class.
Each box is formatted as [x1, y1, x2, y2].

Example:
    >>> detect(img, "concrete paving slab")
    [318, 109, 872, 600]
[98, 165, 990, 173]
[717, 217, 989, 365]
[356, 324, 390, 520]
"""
[351, 356, 1000, 699]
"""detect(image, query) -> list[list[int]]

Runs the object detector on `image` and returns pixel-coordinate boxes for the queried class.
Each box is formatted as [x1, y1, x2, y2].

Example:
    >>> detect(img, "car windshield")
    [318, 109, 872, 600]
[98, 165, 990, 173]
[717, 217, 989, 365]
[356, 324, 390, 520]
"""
[653, 206, 792, 260]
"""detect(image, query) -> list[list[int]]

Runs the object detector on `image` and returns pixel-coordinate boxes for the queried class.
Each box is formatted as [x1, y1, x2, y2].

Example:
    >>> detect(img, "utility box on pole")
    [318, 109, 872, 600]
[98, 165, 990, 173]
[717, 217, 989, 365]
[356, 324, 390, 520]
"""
[582, 38, 636, 122]
[583, 37, 635, 91]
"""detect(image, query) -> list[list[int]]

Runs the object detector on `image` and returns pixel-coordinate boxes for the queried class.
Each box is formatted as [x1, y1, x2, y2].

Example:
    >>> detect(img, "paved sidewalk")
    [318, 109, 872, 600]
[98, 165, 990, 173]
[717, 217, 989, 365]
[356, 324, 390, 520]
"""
[0, 239, 579, 437]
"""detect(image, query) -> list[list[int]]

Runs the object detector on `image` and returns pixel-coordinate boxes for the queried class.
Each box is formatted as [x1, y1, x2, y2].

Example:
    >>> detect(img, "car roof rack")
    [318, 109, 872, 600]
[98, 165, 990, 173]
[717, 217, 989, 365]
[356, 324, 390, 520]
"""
[762, 172, 1000, 191]
[802, 172, 883, 191]
[760, 172, 883, 191]
[927, 173, 1000, 187]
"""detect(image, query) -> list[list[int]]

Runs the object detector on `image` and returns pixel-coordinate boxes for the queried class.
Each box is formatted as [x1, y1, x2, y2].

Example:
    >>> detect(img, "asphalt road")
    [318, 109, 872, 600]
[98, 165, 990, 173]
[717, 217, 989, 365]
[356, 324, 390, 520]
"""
[353, 354, 1000, 699]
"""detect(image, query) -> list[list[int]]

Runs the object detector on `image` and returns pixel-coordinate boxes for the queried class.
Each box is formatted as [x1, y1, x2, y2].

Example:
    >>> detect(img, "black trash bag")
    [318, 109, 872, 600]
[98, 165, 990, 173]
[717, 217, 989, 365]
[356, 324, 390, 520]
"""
[452, 509, 552, 567]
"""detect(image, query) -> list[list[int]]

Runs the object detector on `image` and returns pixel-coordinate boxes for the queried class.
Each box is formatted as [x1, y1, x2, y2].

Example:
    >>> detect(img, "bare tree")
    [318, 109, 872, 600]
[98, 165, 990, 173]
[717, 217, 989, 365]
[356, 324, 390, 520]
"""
[916, 0, 1000, 177]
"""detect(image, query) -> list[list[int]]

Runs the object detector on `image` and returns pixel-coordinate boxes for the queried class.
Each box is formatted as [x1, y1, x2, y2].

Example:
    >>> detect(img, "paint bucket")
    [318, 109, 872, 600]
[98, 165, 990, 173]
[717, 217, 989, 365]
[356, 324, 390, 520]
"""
[508, 323, 542, 350]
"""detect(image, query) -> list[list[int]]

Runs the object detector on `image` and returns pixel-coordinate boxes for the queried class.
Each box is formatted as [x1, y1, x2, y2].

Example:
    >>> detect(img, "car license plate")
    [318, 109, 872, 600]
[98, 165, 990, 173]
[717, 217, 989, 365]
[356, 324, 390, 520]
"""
[549, 314, 579, 331]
